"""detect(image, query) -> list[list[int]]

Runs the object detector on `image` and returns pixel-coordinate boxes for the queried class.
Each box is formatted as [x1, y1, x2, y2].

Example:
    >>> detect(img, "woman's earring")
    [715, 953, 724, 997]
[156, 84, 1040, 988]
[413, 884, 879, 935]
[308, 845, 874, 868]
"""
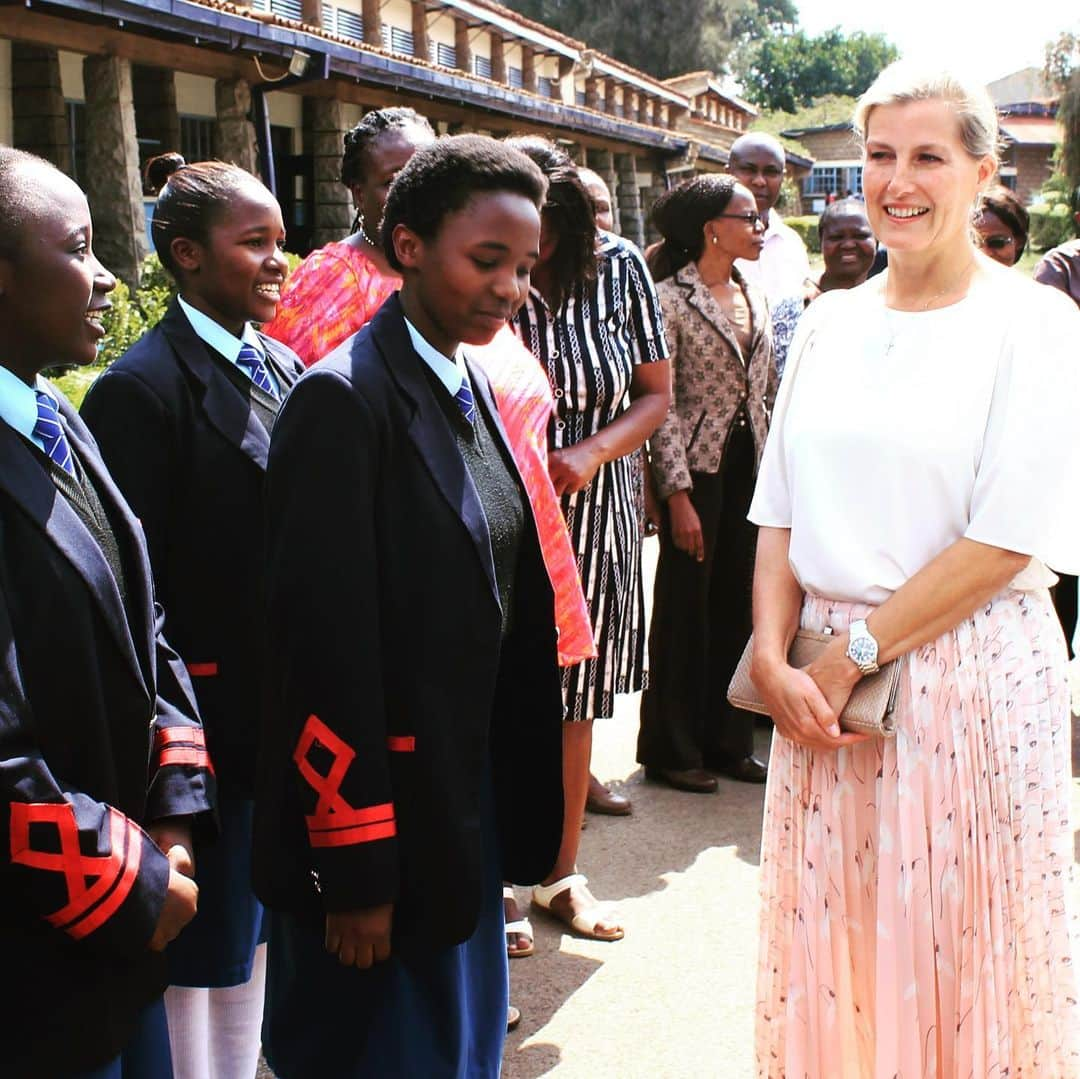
[710, 234, 718, 245]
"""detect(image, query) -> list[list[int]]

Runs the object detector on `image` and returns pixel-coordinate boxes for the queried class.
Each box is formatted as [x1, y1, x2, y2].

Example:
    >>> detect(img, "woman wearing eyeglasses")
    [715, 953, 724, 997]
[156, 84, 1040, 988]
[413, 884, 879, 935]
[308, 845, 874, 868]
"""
[973, 184, 1029, 267]
[637, 175, 777, 792]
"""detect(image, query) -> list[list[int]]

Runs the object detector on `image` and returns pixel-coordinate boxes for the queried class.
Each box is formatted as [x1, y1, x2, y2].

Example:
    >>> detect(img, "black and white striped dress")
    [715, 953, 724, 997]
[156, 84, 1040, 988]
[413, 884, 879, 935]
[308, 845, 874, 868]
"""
[514, 232, 668, 721]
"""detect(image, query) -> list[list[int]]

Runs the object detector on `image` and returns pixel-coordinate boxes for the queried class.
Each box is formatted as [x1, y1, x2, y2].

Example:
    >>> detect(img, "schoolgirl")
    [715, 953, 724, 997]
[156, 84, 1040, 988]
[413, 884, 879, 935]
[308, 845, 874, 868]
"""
[0, 148, 214, 1077]
[81, 153, 303, 1079]
[253, 134, 565, 1077]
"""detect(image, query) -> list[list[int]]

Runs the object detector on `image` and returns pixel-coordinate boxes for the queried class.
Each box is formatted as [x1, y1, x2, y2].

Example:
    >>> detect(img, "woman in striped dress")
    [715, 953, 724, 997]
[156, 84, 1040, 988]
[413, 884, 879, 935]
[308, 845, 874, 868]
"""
[509, 137, 670, 940]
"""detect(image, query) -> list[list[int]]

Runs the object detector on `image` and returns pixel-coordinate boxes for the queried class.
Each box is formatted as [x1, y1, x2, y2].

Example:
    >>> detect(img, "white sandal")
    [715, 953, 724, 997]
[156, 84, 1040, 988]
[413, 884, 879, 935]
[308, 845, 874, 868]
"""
[531, 873, 624, 941]
[503, 885, 534, 958]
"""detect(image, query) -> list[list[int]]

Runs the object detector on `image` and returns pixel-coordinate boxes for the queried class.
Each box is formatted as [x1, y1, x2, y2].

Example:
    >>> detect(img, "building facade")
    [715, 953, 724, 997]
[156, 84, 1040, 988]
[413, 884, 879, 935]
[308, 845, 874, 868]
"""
[1, 0, 775, 284]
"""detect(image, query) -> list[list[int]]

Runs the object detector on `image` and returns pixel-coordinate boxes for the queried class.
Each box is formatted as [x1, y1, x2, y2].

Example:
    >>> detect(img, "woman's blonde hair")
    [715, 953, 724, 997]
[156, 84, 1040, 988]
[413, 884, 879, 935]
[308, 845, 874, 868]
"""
[853, 61, 1000, 166]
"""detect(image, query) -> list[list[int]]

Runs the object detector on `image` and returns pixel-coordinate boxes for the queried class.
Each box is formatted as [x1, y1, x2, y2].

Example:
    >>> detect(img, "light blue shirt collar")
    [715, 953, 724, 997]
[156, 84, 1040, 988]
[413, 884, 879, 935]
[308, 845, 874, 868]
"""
[0, 365, 58, 453]
[177, 296, 278, 396]
[403, 317, 467, 396]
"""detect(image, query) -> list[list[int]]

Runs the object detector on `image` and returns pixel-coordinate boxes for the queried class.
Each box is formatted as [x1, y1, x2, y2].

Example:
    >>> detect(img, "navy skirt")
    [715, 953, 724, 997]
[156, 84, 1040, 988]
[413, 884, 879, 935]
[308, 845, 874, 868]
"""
[167, 795, 265, 988]
[262, 782, 508, 1078]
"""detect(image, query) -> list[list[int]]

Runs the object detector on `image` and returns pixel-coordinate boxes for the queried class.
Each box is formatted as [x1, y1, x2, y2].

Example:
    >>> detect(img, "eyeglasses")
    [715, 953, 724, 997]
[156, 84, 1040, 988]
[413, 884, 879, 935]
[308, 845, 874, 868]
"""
[979, 235, 1015, 250]
[715, 213, 764, 226]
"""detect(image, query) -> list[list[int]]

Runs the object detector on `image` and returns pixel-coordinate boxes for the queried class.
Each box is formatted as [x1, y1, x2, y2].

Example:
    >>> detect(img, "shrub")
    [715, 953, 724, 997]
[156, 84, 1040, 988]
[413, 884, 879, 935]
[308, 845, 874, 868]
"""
[1029, 202, 1074, 252]
[784, 214, 821, 254]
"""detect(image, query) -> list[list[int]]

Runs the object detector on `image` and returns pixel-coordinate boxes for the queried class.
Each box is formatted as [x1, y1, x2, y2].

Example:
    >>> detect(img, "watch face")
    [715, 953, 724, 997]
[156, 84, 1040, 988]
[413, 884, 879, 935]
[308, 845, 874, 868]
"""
[849, 637, 877, 666]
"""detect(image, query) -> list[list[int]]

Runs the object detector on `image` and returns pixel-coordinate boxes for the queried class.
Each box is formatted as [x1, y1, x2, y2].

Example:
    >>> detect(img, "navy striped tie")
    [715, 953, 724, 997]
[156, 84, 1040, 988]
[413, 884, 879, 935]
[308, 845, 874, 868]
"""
[33, 390, 75, 476]
[237, 343, 278, 399]
[454, 377, 476, 425]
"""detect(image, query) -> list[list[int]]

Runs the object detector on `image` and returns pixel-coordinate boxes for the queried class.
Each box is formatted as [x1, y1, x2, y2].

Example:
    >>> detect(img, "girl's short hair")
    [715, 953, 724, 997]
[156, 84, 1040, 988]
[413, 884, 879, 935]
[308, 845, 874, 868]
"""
[380, 134, 547, 273]
[853, 61, 1001, 165]
[0, 147, 62, 260]
[504, 136, 598, 307]
[144, 153, 273, 276]
[340, 107, 435, 187]
[647, 173, 738, 282]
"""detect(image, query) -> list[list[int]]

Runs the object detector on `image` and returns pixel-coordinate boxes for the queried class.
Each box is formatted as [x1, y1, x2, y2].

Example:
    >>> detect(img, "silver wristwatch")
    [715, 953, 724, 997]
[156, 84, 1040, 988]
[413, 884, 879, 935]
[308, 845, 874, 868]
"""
[846, 619, 880, 675]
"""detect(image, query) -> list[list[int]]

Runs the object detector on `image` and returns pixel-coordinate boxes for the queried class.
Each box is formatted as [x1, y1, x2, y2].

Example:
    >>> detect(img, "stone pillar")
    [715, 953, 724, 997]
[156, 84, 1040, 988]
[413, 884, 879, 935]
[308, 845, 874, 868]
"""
[521, 47, 537, 93]
[132, 65, 180, 172]
[642, 160, 666, 245]
[637, 94, 650, 125]
[306, 97, 352, 248]
[668, 103, 688, 131]
[301, 0, 320, 24]
[82, 55, 148, 288]
[454, 19, 472, 74]
[615, 152, 644, 248]
[362, 0, 382, 47]
[11, 44, 71, 174]
[585, 76, 599, 110]
[411, 1, 430, 63]
[604, 79, 617, 117]
[213, 78, 257, 173]
[490, 35, 506, 84]
[587, 147, 620, 235]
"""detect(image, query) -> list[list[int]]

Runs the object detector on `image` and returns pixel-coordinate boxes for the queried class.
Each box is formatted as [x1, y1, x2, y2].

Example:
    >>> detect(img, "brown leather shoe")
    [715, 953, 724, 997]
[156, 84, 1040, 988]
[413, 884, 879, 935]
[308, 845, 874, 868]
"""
[716, 755, 768, 784]
[645, 767, 718, 793]
[586, 774, 633, 815]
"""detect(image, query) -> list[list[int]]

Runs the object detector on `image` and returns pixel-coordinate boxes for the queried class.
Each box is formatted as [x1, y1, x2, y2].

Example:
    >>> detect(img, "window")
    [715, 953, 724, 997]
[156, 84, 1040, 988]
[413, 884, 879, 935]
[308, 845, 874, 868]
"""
[474, 55, 493, 79]
[180, 115, 215, 162]
[508, 66, 523, 89]
[435, 42, 457, 68]
[272, 0, 303, 20]
[333, 7, 364, 41]
[804, 164, 863, 197]
[65, 101, 87, 186]
[382, 25, 415, 55]
[576, 90, 586, 106]
[537, 76, 554, 98]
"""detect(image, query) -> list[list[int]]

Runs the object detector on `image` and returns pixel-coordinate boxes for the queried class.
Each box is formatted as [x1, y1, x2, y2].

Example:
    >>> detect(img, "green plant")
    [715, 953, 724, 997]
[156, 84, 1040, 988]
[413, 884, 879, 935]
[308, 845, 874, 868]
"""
[783, 214, 821, 253]
[135, 253, 176, 329]
[1029, 202, 1074, 252]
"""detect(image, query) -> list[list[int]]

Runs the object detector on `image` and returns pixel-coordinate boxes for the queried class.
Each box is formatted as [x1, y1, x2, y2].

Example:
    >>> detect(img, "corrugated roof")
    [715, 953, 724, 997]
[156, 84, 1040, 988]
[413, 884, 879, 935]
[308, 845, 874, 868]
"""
[999, 116, 1062, 147]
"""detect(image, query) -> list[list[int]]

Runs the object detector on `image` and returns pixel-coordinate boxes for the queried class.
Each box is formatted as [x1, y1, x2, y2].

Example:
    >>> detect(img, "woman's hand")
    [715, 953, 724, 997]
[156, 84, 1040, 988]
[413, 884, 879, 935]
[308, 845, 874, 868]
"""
[549, 443, 603, 496]
[149, 848, 199, 951]
[642, 458, 662, 537]
[325, 905, 394, 969]
[753, 654, 869, 752]
[667, 491, 704, 561]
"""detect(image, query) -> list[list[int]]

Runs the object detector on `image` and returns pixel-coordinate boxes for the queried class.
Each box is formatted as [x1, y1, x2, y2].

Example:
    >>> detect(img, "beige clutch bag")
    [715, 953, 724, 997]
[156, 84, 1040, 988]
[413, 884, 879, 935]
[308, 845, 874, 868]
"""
[727, 629, 902, 737]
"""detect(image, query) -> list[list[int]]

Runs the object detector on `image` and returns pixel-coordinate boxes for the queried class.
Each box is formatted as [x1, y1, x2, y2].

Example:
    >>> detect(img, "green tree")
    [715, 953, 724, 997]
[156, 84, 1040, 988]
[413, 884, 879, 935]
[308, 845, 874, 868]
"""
[734, 27, 898, 113]
[1044, 30, 1080, 189]
[500, 0, 780, 79]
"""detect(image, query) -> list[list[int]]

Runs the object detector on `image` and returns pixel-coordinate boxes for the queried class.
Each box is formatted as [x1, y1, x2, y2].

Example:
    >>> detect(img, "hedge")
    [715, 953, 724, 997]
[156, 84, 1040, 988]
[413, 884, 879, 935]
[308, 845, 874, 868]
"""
[784, 215, 821, 254]
[1028, 202, 1074, 253]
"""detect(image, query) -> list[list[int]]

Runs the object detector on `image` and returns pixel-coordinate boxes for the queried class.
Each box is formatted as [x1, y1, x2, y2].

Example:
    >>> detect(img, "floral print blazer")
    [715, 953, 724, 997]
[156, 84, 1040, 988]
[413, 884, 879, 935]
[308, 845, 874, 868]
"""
[649, 261, 777, 500]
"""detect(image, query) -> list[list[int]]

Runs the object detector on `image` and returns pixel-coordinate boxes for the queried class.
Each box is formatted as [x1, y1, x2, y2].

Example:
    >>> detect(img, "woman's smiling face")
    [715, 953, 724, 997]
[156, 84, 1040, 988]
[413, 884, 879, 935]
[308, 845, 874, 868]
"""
[861, 98, 995, 258]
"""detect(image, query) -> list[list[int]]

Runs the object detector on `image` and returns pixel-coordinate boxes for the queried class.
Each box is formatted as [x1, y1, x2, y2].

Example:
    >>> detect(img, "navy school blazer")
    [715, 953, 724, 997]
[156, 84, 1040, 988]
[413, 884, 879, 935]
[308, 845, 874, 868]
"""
[0, 394, 215, 1075]
[81, 300, 305, 796]
[253, 294, 565, 952]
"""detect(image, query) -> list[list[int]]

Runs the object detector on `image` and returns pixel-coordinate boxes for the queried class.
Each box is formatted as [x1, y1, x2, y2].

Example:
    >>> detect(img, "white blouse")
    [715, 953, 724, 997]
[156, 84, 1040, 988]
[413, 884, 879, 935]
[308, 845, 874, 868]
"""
[748, 268, 1080, 604]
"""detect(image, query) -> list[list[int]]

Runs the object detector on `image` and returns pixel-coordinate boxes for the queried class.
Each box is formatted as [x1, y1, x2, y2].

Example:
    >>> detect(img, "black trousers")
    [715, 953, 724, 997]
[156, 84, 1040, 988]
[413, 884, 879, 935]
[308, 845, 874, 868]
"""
[1052, 572, 1077, 659]
[638, 419, 757, 771]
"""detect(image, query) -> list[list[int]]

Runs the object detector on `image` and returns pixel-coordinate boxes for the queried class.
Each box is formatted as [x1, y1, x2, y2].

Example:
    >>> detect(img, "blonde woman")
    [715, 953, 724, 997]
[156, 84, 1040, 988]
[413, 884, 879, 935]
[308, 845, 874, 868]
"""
[749, 63, 1080, 1076]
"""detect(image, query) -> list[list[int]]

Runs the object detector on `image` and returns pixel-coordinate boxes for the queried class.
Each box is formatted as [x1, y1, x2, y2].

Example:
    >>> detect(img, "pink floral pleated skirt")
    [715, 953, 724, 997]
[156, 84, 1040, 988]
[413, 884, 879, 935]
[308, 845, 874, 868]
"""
[756, 589, 1080, 1078]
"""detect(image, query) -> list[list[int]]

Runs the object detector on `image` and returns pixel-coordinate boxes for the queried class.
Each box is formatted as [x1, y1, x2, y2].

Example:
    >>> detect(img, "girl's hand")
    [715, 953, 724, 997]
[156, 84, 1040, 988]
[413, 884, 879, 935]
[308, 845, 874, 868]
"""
[325, 905, 394, 969]
[753, 656, 868, 752]
[549, 444, 603, 495]
[667, 491, 704, 562]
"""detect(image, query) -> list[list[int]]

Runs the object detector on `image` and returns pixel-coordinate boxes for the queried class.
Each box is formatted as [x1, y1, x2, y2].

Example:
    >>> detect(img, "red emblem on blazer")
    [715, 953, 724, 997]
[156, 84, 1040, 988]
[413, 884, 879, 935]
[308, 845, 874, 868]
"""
[294, 715, 396, 848]
[10, 803, 143, 939]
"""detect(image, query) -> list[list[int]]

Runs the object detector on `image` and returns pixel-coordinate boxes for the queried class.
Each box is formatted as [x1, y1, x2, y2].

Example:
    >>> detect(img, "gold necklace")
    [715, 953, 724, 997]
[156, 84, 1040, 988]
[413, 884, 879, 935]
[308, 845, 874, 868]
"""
[883, 261, 976, 356]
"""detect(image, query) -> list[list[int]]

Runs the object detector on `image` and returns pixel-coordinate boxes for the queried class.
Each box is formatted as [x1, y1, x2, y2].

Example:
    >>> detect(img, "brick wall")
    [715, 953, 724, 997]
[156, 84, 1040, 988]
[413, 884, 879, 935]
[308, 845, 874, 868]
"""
[797, 127, 860, 162]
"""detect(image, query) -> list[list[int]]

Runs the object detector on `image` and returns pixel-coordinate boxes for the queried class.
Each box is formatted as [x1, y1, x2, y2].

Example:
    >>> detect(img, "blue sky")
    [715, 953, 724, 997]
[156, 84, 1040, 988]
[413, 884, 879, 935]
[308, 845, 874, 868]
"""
[794, 1, 1077, 84]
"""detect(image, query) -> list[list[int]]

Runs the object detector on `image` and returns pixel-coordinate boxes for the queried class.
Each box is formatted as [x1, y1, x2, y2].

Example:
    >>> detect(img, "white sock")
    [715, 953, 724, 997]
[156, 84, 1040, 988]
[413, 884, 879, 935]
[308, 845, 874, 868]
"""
[164, 944, 267, 1079]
